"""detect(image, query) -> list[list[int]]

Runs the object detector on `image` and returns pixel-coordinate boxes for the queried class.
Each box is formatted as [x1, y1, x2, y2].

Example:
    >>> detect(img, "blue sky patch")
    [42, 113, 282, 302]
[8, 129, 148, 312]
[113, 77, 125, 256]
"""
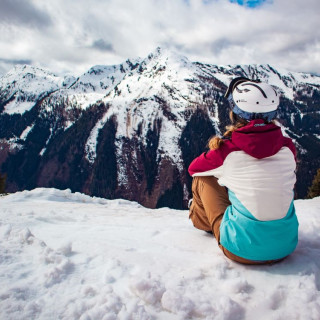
[229, 0, 271, 8]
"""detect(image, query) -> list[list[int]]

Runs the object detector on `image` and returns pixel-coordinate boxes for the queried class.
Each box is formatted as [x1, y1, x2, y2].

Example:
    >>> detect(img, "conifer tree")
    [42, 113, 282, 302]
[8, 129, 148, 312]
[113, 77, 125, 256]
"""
[307, 168, 320, 199]
[0, 172, 6, 194]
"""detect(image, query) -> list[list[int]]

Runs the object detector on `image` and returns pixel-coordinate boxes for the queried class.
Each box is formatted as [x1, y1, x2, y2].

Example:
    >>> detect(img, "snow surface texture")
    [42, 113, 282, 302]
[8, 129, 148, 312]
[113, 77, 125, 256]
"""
[0, 188, 320, 320]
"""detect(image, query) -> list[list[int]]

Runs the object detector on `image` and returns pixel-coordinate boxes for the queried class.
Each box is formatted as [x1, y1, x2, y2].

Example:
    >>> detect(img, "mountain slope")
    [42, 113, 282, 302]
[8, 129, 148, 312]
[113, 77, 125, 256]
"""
[0, 48, 320, 207]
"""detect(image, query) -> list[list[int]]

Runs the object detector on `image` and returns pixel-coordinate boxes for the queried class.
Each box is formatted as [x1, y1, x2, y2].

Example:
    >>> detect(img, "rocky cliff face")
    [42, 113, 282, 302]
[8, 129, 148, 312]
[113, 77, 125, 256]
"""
[1, 48, 320, 208]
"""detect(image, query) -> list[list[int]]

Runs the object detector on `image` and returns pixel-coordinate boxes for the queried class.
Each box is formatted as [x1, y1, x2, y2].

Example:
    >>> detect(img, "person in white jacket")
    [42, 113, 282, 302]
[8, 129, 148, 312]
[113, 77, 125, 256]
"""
[188, 77, 298, 264]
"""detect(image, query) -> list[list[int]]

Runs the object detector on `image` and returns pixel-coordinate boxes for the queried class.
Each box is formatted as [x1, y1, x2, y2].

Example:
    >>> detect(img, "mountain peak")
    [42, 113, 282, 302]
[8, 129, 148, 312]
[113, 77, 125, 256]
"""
[144, 47, 191, 68]
[7, 64, 57, 79]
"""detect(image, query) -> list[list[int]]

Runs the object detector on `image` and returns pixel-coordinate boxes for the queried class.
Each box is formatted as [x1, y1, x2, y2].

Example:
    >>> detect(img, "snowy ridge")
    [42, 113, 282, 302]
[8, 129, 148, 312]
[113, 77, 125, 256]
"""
[0, 65, 63, 114]
[51, 63, 133, 111]
[207, 63, 320, 100]
[2, 50, 320, 116]
[0, 188, 320, 319]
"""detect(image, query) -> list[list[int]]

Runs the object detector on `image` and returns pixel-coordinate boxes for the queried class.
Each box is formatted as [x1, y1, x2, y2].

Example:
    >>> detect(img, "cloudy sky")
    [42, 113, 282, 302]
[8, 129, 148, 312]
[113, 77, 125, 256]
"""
[0, 0, 319, 76]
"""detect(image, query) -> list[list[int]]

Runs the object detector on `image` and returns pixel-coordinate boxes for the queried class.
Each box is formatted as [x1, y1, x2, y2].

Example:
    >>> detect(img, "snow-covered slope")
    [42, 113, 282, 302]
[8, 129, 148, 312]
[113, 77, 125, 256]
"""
[0, 65, 63, 114]
[0, 188, 320, 319]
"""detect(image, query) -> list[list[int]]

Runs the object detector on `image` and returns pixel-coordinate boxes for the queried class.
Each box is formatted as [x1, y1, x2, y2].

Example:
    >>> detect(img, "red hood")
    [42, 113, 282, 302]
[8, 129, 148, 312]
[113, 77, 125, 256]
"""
[231, 119, 284, 159]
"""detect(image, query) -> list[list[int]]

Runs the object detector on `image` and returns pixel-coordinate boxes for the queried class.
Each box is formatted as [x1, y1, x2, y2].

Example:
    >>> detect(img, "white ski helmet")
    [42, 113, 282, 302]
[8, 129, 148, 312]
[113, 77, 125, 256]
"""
[225, 77, 279, 121]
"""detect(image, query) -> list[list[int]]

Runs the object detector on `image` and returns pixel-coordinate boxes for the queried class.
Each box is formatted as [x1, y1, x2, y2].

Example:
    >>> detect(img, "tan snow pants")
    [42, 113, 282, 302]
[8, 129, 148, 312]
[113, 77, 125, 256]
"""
[189, 176, 280, 265]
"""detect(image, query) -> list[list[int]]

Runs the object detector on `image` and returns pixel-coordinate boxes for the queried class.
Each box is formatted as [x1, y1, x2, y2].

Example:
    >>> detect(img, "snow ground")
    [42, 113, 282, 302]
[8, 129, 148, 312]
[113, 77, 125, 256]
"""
[0, 188, 319, 320]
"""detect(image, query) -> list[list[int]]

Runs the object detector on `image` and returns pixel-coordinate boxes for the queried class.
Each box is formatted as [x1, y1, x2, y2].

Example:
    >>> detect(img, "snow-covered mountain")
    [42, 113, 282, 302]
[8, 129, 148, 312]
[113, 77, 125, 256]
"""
[0, 65, 63, 115]
[1, 188, 320, 319]
[1, 48, 320, 207]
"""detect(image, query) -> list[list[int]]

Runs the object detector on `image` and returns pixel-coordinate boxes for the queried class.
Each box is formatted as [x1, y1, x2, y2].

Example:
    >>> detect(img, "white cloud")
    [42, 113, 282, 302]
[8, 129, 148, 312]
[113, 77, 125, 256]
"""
[0, 0, 319, 76]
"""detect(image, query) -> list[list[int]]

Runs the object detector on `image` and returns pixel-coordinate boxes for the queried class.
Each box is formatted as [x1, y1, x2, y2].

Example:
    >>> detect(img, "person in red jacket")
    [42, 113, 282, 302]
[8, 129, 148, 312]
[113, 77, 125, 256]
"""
[188, 77, 298, 265]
